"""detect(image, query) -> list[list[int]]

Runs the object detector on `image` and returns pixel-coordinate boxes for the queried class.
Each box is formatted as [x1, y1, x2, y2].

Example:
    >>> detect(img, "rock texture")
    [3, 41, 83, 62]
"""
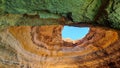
[0, 25, 120, 68]
[1, 0, 101, 22]
[107, 0, 120, 28]
[0, 0, 120, 29]
[0, 0, 120, 68]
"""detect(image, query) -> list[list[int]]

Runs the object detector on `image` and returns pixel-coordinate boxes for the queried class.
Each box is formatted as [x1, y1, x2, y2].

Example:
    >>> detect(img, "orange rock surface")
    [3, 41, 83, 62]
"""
[0, 25, 120, 68]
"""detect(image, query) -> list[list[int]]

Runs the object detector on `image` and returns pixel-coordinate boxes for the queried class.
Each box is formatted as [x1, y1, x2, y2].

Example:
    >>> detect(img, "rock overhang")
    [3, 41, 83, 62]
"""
[0, 24, 120, 67]
[0, 0, 120, 29]
[0, 0, 120, 68]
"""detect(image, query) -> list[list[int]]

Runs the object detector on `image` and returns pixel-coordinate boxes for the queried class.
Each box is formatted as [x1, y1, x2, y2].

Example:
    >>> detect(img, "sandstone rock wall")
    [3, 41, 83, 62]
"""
[0, 25, 120, 68]
[0, 0, 120, 68]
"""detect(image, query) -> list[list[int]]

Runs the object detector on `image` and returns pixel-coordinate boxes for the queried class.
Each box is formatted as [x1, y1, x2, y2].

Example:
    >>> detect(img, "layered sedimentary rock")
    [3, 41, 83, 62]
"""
[0, 25, 120, 68]
[0, 0, 120, 68]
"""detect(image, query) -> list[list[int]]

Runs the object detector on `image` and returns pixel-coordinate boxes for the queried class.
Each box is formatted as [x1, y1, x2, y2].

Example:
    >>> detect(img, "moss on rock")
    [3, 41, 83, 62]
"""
[1, 0, 120, 29]
[106, 0, 120, 29]
[5, 0, 101, 22]
[0, 0, 5, 15]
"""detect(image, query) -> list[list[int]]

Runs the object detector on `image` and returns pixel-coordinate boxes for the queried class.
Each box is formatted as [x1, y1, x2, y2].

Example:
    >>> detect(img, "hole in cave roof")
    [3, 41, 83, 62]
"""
[62, 26, 90, 42]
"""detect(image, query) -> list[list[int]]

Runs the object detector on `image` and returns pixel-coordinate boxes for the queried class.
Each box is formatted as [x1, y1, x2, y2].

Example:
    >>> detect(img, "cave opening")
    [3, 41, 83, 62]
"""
[62, 26, 90, 42]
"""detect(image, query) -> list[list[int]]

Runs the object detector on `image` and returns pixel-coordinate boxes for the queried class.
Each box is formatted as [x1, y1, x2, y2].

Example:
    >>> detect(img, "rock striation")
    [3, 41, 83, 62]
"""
[0, 0, 120, 68]
[0, 25, 120, 68]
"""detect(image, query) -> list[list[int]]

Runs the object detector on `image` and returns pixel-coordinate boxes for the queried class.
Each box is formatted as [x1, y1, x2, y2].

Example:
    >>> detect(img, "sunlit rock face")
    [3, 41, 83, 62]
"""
[0, 25, 120, 68]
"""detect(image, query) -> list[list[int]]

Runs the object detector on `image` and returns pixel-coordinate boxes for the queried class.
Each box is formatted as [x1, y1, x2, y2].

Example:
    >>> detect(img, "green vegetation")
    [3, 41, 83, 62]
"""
[0, 0, 120, 29]
[4, 0, 101, 22]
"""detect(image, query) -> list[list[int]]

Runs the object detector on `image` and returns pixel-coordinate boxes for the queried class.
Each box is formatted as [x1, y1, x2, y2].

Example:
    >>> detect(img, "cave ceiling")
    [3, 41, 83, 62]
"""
[0, 0, 120, 68]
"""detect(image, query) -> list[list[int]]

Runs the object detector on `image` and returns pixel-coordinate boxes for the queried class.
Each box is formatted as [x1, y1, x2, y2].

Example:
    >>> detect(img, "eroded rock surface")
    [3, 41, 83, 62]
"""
[0, 25, 120, 68]
[0, 0, 120, 29]
[0, 0, 101, 22]
[0, 0, 120, 68]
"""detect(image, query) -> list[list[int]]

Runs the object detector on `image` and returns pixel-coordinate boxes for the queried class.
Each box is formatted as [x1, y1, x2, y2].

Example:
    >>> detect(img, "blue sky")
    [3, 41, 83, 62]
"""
[62, 26, 89, 40]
